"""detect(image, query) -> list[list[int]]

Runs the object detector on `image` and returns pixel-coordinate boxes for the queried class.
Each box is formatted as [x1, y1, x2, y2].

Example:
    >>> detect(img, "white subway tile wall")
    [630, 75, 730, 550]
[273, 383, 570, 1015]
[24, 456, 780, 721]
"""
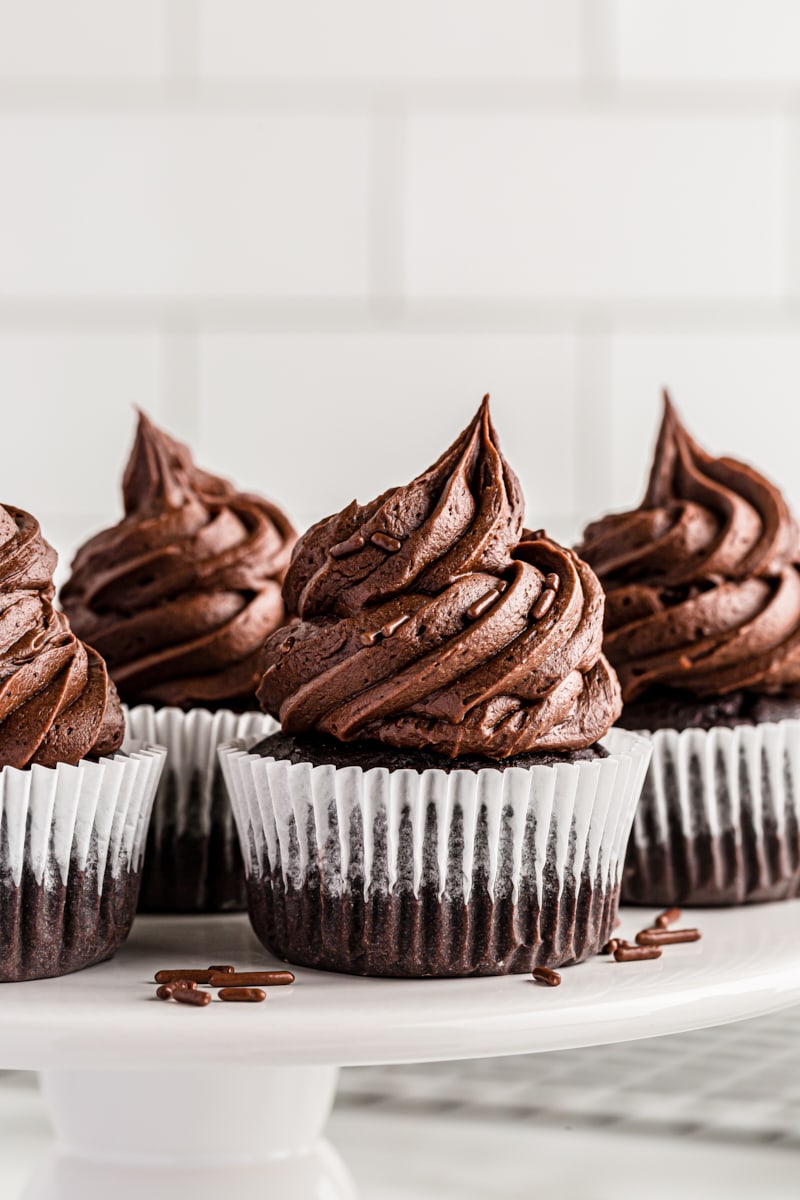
[197, 1, 584, 81]
[0, 1, 163, 79]
[0, 333, 164, 585]
[195, 332, 577, 535]
[0, 117, 371, 297]
[405, 115, 786, 299]
[616, 1, 800, 83]
[0, 0, 797, 565]
[608, 334, 800, 515]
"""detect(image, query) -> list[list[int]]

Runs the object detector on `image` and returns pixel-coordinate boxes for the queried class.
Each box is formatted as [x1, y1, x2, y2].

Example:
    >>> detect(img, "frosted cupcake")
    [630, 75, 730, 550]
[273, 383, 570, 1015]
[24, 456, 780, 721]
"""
[0, 503, 164, 982]
[61, 413, 296, 913]
[220, 398, 650, 977]
[579, 394, 800, 905]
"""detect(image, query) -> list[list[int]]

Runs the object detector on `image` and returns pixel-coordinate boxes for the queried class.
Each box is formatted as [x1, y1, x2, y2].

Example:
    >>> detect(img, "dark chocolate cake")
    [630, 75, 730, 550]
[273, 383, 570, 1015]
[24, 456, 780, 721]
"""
[579, 393, 800, 906]
[1, 862, 140, 982]
[62, 412, 296, 914]
[620, 688, 800, 733]
[253, 730, 608, 772]
[137, 757, 247, 913]
[221, 397, 648, 977]
[0, 503, 163, 983]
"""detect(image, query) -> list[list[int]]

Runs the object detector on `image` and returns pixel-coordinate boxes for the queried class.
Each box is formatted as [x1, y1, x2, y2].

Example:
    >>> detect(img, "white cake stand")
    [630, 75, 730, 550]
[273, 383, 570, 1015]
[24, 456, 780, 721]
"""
[6, 903, 800, 1200]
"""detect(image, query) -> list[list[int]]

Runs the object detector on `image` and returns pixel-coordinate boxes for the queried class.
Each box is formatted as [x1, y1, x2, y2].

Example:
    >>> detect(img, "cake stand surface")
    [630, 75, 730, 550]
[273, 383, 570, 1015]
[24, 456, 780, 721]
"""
[7, 903, 800, 1200]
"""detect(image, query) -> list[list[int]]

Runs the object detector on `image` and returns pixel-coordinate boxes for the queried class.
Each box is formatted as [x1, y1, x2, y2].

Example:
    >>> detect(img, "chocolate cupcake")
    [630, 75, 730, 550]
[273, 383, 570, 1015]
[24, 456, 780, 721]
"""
[61, 413, 295, 913]
[579, 394, 800, 905]
[0, 503, 165, 982]
[220, 398, 650, 977]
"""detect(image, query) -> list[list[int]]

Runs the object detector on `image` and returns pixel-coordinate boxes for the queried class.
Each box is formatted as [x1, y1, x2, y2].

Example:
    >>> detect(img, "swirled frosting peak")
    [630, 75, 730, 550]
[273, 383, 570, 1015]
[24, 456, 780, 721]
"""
[259, 397, 621, 758]
[62, 412, 297, 711]
[0, 504, 123, 768]
[578, 393, 800, 702]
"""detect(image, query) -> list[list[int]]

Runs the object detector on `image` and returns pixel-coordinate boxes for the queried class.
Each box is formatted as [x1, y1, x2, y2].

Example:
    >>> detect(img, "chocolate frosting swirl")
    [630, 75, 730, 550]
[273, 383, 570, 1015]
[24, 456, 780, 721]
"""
[62, 412, 296, 711]
[578, 394, 800, 702]
[259, 398, 621, 758]
[0, 505, 123, 768]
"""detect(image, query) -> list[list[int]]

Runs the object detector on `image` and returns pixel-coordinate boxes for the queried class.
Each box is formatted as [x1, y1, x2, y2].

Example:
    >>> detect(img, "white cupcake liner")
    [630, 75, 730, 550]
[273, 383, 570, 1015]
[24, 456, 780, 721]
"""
[0, 741, 166, 982]
[622, 719, 800, 907]
[219, 729, 651, 977]
[123, 705, 277, 913]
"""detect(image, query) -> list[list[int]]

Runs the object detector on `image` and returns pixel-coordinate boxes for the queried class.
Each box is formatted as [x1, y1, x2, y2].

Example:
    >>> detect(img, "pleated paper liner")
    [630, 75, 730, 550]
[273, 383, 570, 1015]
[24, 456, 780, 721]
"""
[622, 720, 800, 907]
[219, 728, 651, 978]
[0, 741, 166, 982]
[124, 706, 277, 913]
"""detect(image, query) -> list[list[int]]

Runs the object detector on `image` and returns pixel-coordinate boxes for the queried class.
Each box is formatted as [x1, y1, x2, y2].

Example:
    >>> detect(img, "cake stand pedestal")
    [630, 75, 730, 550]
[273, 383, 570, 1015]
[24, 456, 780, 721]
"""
[5, 903, 800, 1200]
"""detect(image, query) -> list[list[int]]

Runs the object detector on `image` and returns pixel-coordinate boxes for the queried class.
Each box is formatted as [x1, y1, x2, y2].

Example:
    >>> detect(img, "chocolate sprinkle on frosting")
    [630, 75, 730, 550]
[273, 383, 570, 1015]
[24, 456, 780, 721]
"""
[259, 397, 621, 758]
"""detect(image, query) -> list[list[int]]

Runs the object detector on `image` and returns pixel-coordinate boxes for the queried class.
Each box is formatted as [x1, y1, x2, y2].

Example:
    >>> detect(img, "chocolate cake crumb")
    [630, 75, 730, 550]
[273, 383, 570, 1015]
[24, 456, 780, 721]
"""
[252, 731, 608, 775]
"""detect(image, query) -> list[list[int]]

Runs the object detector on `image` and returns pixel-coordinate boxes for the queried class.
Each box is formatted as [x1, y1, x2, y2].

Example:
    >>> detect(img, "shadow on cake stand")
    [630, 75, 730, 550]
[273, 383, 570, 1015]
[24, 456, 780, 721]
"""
[6, 905, 800, 1200]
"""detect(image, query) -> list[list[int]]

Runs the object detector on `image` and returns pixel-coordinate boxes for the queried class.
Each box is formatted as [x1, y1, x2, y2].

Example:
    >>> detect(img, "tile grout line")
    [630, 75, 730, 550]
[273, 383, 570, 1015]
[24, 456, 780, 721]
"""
[0, 81, 797, 117]
[2, 298, 800, 334]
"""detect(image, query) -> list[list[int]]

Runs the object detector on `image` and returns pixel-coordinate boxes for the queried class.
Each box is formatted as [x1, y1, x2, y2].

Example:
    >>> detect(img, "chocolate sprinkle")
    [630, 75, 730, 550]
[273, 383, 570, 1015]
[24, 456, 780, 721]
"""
[381, 614, 410, 638]
[154, 968, 215, 984]
[465, 591, 500, 622]
[370, 531, 402, 553]
[219, 987, 267, 1003]
[173, 987, 211, 1007]
[635, 927, 701, 946]
[614, 943, 662, 962]
[533, 588, 556, 619]
[330, 532, 366, 559]
[208, 969, 295, 987]
[532, 966, 561, 987]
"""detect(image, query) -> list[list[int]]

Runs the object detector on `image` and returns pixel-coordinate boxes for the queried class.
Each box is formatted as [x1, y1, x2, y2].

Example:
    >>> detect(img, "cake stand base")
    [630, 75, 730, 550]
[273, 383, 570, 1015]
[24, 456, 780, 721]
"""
[8, 906, 800, 1200]
[24, 1066, 355, 1200]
